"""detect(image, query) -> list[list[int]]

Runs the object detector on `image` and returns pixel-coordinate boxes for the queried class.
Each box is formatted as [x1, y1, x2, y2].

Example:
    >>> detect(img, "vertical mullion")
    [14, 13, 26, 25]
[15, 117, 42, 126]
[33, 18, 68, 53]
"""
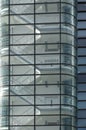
[60, 0, 61, 130]
[34, 1, 36, 130]
[8, 0, 10, 129]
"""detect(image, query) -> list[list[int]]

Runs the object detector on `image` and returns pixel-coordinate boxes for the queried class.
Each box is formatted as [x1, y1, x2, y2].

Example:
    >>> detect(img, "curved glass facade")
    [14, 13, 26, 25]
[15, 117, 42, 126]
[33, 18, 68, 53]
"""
[0, 0, 77, 130]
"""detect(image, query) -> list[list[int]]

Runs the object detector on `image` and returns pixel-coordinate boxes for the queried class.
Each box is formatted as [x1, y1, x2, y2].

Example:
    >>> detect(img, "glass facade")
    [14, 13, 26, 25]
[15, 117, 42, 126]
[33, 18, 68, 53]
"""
[0, 0, 77, 130]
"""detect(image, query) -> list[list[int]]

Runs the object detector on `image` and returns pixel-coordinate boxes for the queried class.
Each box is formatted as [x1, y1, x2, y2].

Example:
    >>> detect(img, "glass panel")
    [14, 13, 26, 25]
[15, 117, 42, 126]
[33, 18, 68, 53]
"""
[78, 57, 86, 64]
[78, 4, 86, 11]
[36, 43, 60, 54]
[10, 14, 34, 24]
[10, 25, 34, 35]
[35, 3, 60, 13]
[78, 66, 86, 73]
[78, 119, 86, 127]
[10, 96, 34, 105]
[78, 93, 86, 100]
[36, 64, 60, 72]
[10, 44, 34, 55]
[61, 0, 75, 5]
[36, 126, 60, 130]
[36, 95, 60, 105]
[35, 0, 60, 3]
[10, 106, 34, 115]
[1, 25, 9, 36]
[36, 34, 60, 44]
[78, 48, 86, 55]
[61, 105, 76, 116]
[78, 0, 86, 1]
[61, 75, 76, 86]
[78, 39, 86, 47]
[10, 85, 34, 95]
[10, 55, 34, 65]
[0, 117, 8, 127]
[10, 5, 34, 14]
[78, 129, 86, 130]
[10, 65, 34, 75]
[61, 14, 75, 25]
[78, 84, 86, 91]
[36, 115, 60, 125]
[78, 102, 86, 109]
[10, 126, 34, 130]
[61, 116, 76, 127]
[36, 14, 59, 23]
[61, 116, 72, 125]
[1, 0, 8, 6]
[1, 16, 8, 25]
[0, 66, 9, 76]
[1, 36, 9, 48]
[61, 54, 75, 65]
[10, 15, 34, 25]
[78, 110, 86, 118]
[78, 30, 86, 37]
[78, 75, 84, 84]
[61, 126, 76, 130]
[61, 44, 75, 55]
[36, 84, 60, 94]
[61, 3, 74, 15]
[36, 24, 60, 34]
[78, 13, 86, 20]
[78, 75, 86, 83]
[61, 34, 75, 45]
[61, 65, 76, 75]
[61, 95, 73, 105]
[10, 116, 34, 125]
[36, 54, 60, 64]
[10, 35, 34, 45]
[0, 76, 9, 86]
[36, 74, 60, 85]
[10, 75, 34, 85]
[61, 24, 75, 35]
[61, 85, 76, 96]
[78, 22, 86, 29]
[10, 0, 34, 4]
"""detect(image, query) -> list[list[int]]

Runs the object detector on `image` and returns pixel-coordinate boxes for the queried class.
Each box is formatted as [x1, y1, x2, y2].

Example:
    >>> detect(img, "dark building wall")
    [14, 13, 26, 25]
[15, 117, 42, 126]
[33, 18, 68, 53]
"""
[78, 0, 86, 130]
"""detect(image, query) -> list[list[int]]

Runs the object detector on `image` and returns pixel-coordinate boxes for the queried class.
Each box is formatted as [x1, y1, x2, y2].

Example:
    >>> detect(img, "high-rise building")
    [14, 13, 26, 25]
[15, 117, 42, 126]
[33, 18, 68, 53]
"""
[0, 0, 77, 130]
[77, 0, 86, 130]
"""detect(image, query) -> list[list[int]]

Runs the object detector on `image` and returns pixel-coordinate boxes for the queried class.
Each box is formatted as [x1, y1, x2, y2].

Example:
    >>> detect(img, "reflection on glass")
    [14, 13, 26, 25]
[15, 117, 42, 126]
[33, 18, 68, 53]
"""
[36, 115, 60, 125]
[0, 0, 77, 130]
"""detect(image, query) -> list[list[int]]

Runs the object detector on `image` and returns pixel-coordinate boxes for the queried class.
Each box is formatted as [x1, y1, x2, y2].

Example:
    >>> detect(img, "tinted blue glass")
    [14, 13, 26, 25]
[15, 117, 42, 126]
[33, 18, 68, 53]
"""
[78, 84, 86, 91]
[78, 102, 86, 109]
[78, 57, 86, 64]
[78, 110, 86, 118]
[78, 66, 86, 73]
[78, 22, 86, 29]
[78, 119, 86, 127]
[78, 13, 86, 20]
[78, 93, 86, 100]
